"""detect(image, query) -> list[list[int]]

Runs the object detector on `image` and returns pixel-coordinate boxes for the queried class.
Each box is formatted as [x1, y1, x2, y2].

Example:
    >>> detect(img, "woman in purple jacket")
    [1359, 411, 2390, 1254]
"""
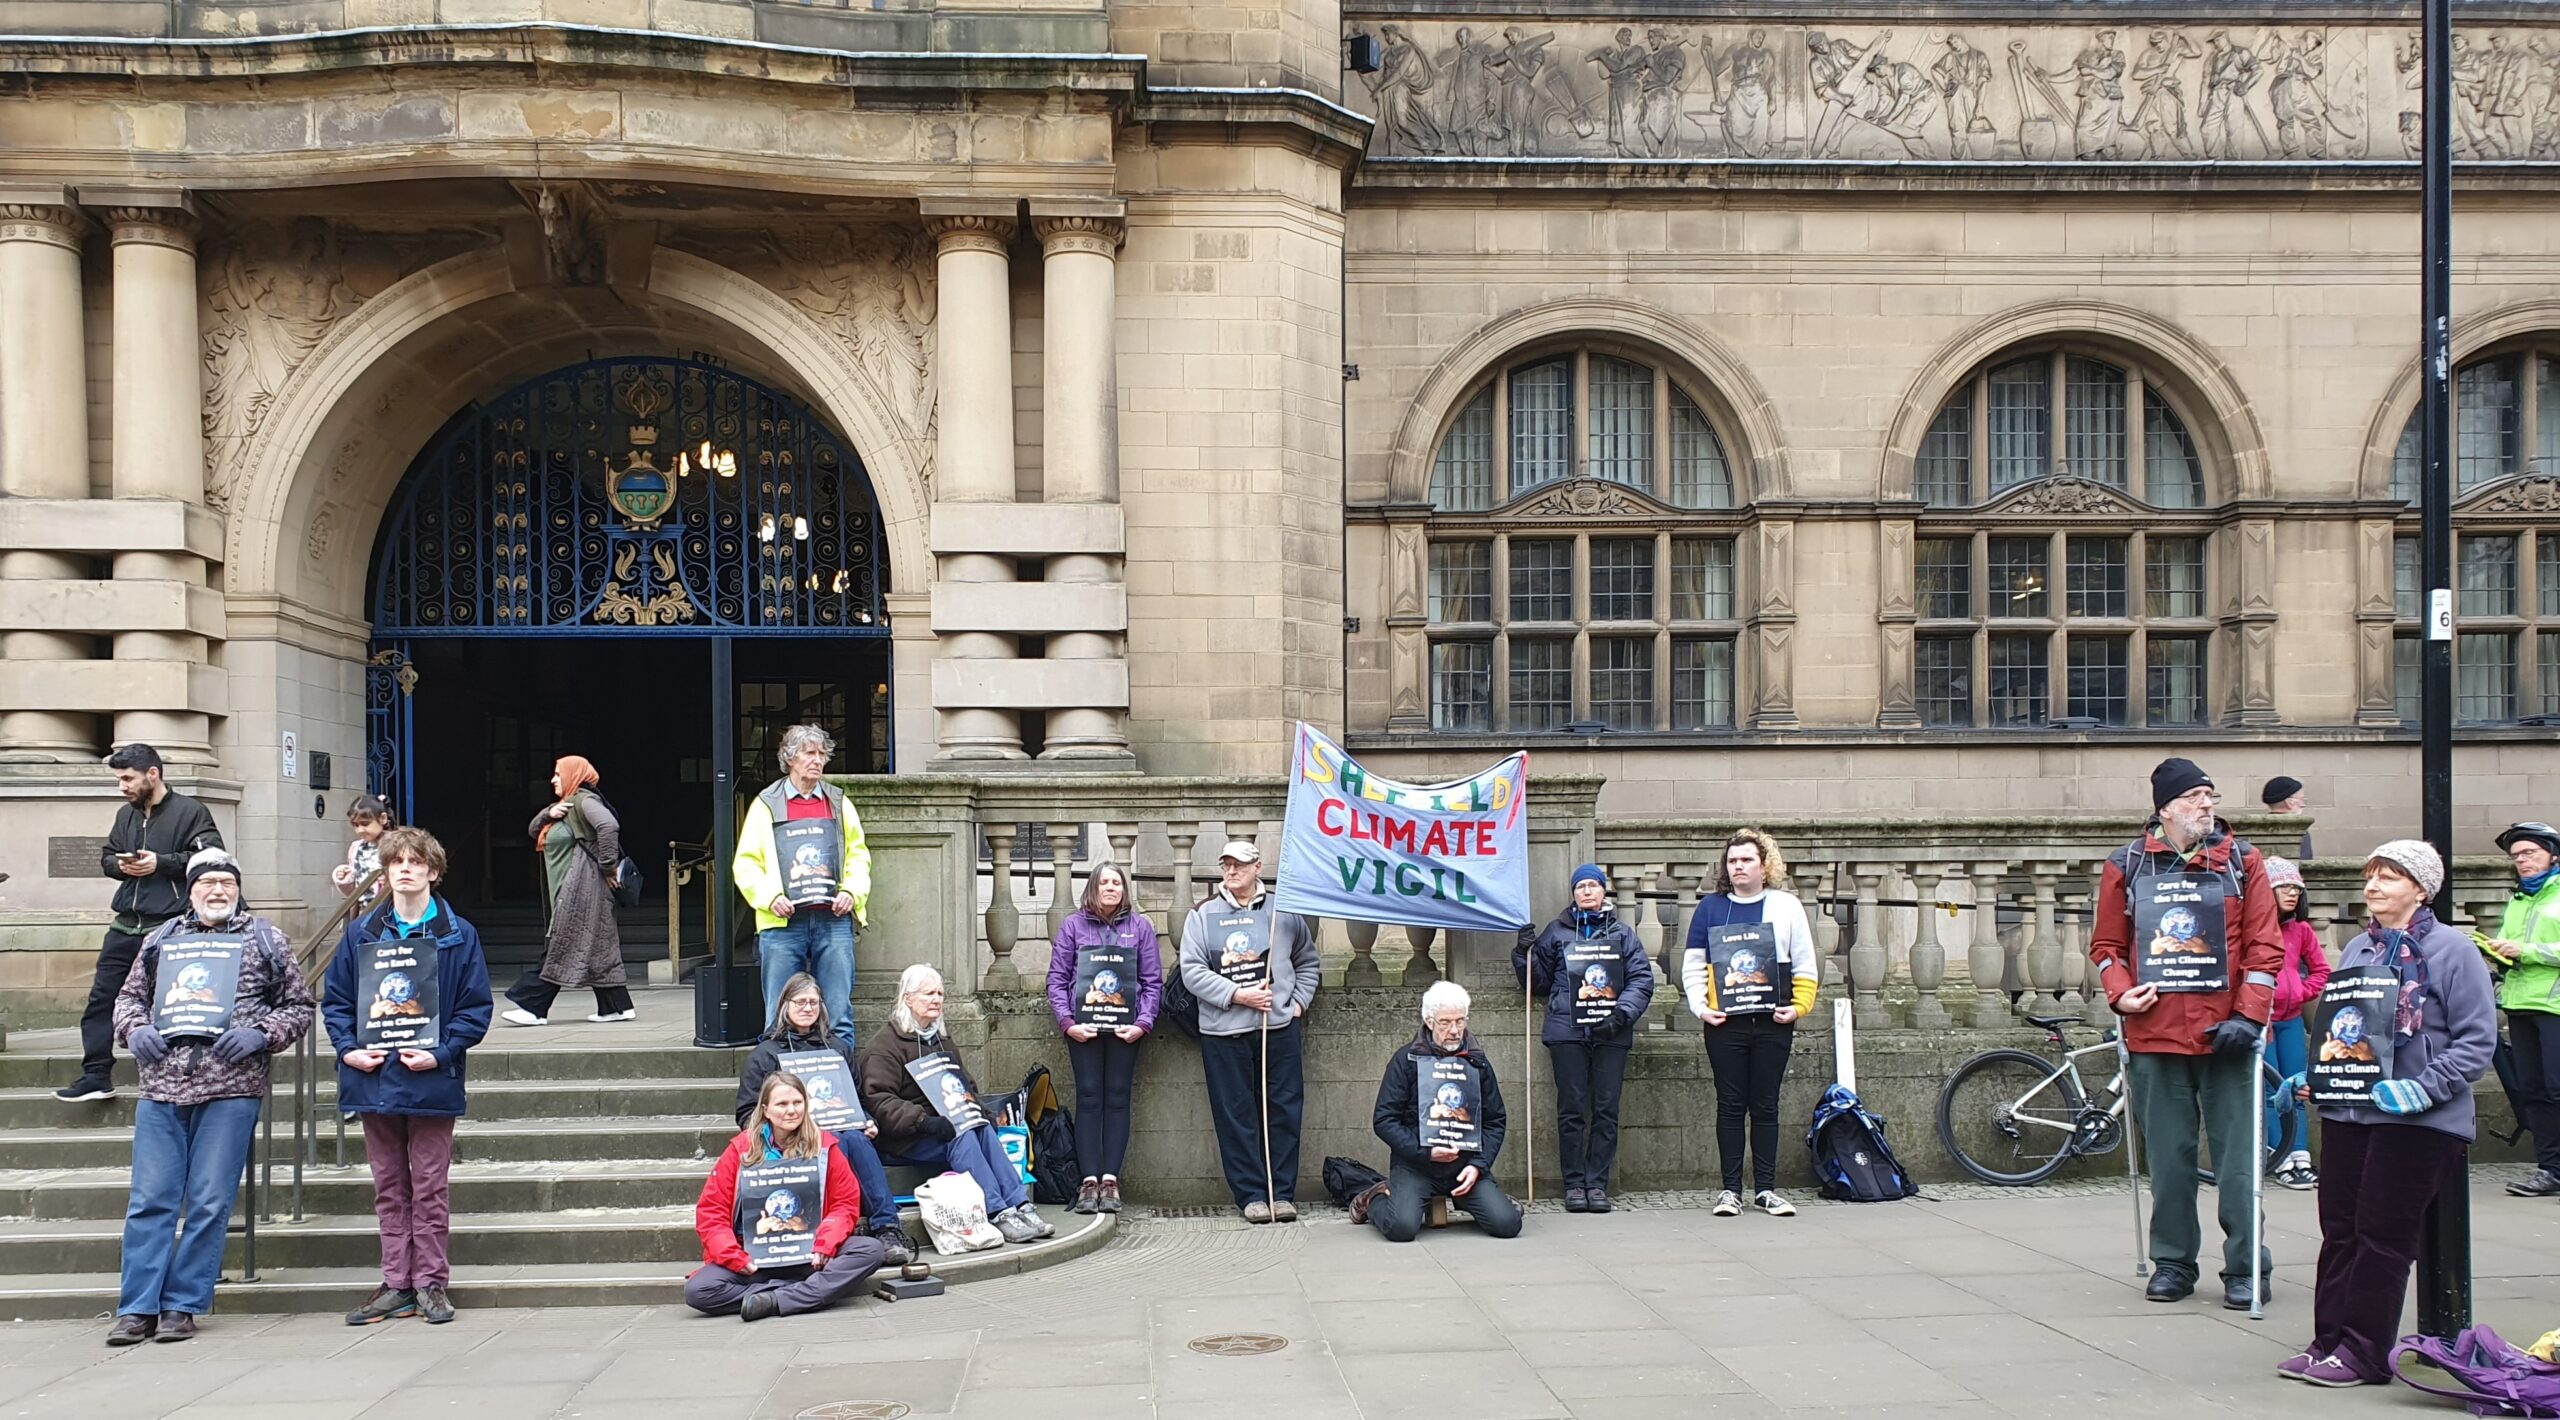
[2279, 840, 2495, 1388]
[1046, 862, 1162, 1214]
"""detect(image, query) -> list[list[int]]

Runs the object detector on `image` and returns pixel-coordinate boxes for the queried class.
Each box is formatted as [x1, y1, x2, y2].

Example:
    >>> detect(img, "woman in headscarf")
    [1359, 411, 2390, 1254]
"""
[500, 755, 634, 1026]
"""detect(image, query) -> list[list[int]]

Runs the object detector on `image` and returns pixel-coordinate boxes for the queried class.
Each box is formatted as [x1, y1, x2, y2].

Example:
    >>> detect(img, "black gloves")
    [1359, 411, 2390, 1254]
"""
[927, 1115, 958, 1142]
[2204, 1015, 2264, 1057]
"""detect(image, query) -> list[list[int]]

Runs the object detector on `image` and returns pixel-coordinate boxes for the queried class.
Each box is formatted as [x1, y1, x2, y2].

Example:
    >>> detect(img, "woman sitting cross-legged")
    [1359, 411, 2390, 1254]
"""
[685, 1072, 890, 1322]
[855, 964, 1054, 1244]
[735, 973, 912, 1267]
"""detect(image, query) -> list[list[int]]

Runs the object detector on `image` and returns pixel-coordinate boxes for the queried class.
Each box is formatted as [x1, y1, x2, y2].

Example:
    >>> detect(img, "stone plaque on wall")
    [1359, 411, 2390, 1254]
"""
[49, 837, 108, 879]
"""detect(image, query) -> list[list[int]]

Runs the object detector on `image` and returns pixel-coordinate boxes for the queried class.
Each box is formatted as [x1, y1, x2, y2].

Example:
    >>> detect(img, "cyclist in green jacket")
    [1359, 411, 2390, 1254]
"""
[2483, 821, 2560, 1197]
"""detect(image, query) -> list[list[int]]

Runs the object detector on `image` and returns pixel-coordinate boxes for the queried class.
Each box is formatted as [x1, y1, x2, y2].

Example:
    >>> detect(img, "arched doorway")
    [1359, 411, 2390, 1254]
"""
[365, 355, 891, 926]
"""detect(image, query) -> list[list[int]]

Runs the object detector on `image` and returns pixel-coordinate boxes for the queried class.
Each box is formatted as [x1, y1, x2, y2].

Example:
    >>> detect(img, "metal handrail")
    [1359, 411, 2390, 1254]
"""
[668, 839, 713, 978]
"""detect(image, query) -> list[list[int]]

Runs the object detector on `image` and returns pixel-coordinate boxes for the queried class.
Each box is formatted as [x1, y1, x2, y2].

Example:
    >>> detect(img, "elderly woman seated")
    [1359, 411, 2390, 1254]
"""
[1363, 981, 1522, 1242]
[854, 964, 1053, 1244]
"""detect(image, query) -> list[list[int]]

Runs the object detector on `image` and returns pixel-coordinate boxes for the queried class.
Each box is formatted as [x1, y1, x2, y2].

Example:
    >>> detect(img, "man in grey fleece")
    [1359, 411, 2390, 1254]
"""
[1179, 840, 1319, 1223]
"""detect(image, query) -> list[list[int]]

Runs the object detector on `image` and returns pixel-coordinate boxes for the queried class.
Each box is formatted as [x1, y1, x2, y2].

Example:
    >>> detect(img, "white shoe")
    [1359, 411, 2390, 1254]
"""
[1712, 1190, 1742, 1217]
[499, 1008, 546, 1027]
[1755, 1190, 1797, 1217]
[586, 1010, 636, 1023]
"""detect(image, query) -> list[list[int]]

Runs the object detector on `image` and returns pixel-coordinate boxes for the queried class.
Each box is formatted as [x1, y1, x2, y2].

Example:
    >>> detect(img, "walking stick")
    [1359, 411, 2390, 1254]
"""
[1259, 1006, 1277, 1218]
[2248, 1030, 2267, 1321]
[2114, 1027, 2149, 1277]
[1525, 976, 1537, 1205]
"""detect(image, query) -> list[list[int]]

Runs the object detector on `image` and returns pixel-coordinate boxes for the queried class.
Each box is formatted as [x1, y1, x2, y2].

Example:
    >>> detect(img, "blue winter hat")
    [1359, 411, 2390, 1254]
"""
[1570, 863, 1608, 890]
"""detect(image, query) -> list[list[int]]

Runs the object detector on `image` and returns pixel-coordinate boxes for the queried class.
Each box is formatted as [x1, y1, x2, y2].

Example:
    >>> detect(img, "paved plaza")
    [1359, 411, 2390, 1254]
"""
[4, 1173, 2555, 1420]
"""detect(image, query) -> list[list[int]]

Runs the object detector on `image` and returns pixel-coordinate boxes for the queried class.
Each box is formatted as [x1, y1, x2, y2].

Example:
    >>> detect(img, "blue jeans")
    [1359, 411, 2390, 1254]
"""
[758, 913, 856, 1048]
[883, 1127, 1028, 1215]
[121, 1096, 262, 1316]
[2267, 1015, 2308, 1157]
[831, 1128, 899, 1233]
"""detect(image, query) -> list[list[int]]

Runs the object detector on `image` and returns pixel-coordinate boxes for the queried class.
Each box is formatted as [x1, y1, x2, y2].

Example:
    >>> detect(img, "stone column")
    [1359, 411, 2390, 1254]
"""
[1033, 207, 1132, 764]
[925, 206, 1025, 762]
[0, 193, 95, 760]
[106, 200, 213, 763]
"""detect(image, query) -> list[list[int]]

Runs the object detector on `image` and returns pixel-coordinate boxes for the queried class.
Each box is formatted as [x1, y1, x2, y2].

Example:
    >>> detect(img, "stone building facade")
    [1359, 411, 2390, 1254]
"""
[0, 0, 2555, 1011]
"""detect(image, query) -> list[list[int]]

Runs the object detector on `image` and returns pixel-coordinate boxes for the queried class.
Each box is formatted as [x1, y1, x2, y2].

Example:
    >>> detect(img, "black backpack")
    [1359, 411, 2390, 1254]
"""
[1806, 1084, 1920, 1202]
[1019, 1064, 1080, 1207]
[1323, 1155, 1386, 1206]
[1159, 964, 1202, 1040]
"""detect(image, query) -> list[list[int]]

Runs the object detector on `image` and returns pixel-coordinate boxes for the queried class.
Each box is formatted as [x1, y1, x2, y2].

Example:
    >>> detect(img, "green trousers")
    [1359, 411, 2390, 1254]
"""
[2127, 1049, 2264, 1285]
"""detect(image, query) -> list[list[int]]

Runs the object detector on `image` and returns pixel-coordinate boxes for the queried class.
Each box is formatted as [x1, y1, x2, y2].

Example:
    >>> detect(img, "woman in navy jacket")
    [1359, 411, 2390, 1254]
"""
[1512, 863, 1655, 1213]
[321, 828, 492, 1328]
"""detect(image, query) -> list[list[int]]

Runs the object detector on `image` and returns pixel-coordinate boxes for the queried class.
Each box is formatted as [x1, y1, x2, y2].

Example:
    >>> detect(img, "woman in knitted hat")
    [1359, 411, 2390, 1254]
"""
[2261, 857, 2329, 1190]
[1512, 863, 1655, 1213]
[2281, 840, 2495, 1388]
[1679, 829, 1819, 1218]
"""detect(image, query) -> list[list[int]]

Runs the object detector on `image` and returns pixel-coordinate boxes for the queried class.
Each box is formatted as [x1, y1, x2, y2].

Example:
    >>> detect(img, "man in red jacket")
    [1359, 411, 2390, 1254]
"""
[2088, 757, 2283, 1310]
[685, 1131, 886, 1322]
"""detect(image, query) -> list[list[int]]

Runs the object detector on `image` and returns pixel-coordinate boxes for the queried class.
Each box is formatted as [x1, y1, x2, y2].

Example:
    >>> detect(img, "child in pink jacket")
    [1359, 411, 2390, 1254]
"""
[2265, 857, 2330, 1189]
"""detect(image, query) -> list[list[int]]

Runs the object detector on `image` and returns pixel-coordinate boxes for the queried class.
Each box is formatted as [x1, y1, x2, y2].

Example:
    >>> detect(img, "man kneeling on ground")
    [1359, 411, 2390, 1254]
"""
[1364, 981, 1522, 1242]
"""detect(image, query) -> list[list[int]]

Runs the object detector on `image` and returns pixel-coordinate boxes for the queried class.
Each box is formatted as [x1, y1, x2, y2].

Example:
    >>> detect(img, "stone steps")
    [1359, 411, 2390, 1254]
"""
[0, 1023, 1105, 1319]
[0, 1210, 1110, 1320]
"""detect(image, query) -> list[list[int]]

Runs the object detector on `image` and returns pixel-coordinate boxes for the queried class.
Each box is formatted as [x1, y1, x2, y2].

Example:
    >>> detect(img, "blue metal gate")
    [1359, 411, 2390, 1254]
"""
[365, 356, 890, 819]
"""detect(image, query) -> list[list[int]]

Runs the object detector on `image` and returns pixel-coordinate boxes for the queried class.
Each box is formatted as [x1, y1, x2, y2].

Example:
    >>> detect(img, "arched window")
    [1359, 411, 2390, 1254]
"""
[2389, 344, 2560, 499]
[1914, 350, 2207, 508]
[1415, 344, 1753, 734]
[1900, 346, 2224, 730]
[1427, 349, 1737, 512]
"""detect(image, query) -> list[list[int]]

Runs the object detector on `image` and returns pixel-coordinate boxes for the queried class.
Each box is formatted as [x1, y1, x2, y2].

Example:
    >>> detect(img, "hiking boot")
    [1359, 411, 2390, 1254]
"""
[1755, 1190, 1796, 1217]
[106, 1314, 155, 1347]
[1585, 1188, 1612, 1214]
[993, 1207, 1043, 1244]
[1242, 1200, 1274, 1224]
[870, 1226, 914, 1267]
[2145, 1271, 2195, 1303]
[345, 1286, 417, 1326]
[1349, 1181, 1390, 1225]
[154, 1312, 196, 1343]
[1711, 1190, 1742, 1217]
[1097, 1179, 1122, 1213]
[1563, 1187, 1588, 1212]
[53, 1079, 115, 1104]
[2508, 1168, 2560, 1198]
[417, 1286, 456, 1324]
[1270, 1201, 1297, 1224]
[2301, 1354, 2377, 1388]
[1072, 1179, 1101, 1214]
[739, 1289, 781, 1323]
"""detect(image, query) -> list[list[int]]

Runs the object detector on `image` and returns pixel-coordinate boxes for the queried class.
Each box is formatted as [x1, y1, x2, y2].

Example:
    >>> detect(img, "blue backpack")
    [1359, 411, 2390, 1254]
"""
[1806, 1084, 1920, 1202]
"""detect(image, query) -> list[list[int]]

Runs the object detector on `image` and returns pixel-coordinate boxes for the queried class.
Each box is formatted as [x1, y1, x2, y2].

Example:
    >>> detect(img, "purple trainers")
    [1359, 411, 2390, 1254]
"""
[2301, 1353, 2378, 1388]
[2274, 1350, 2319, 1381]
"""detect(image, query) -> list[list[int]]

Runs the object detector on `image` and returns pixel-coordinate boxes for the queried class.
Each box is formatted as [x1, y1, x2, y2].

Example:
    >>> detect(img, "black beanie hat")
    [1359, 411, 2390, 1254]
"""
[2261, 775, 2304, 807]
[2151, 758, 2214, 812]
[184, 847, 243, 895]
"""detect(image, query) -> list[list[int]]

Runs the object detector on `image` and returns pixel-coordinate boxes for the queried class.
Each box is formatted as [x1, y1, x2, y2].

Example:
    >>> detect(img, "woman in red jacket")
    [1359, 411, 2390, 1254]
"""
[685, 1072, 888, 1322]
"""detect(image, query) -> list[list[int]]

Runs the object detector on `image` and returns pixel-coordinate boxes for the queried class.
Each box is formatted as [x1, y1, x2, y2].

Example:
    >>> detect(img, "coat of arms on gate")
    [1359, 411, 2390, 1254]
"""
[607, 426, 676, 532]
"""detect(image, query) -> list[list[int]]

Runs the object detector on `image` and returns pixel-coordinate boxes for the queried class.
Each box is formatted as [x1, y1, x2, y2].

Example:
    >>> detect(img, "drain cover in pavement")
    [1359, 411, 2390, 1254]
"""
[1188, 1333, 1288, 1356]
[796, 1404, 910, 1420]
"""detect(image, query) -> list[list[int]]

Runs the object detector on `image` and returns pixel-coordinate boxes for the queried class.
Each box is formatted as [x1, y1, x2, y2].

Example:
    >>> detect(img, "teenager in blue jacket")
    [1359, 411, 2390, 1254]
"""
[322, 827, 492, 1328]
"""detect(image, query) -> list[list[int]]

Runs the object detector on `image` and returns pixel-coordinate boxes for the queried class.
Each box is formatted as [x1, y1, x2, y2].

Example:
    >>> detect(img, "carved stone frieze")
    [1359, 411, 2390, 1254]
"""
[1507, 478, 1663, 517]
[1334, 19, 2560, 163]
[2464, 473, 2560, 514]
[197, 218, 479, 513]
[685, 222, 940, 458]
[1989, 476, 2139, 516]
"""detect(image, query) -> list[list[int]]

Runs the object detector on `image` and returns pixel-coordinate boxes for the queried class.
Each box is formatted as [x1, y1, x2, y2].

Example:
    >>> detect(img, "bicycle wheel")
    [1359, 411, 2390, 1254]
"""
[1938, 1049, 2088, 1185]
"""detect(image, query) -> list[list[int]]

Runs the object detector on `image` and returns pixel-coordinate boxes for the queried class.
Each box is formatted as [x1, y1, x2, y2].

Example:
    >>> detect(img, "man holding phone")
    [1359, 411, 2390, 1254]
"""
[56, 745, 224, 1104]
